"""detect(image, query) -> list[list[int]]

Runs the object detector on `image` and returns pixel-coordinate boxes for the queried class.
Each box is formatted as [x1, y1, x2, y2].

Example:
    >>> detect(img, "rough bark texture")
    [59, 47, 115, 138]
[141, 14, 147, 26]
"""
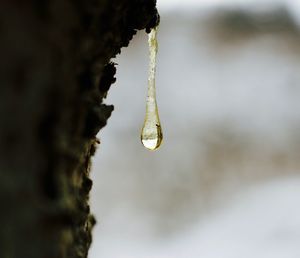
[0, 1, 158, 258]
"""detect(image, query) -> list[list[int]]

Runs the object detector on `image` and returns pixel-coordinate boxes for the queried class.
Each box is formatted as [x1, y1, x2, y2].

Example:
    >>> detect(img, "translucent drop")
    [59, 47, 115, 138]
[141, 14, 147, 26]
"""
[141, 26, 163, 151]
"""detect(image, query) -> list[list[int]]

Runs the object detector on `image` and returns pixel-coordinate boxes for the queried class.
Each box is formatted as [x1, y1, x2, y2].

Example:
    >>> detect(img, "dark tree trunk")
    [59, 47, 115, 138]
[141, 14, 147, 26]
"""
[0, 1, 158, 258]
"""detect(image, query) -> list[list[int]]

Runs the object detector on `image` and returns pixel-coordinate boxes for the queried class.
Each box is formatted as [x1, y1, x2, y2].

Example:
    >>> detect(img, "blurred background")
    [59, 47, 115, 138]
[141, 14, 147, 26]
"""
[90, 0, 300, 257]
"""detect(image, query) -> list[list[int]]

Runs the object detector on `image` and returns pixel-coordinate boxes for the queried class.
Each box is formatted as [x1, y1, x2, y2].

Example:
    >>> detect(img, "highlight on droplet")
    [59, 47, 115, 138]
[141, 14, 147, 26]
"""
[141, 26, 163, 151]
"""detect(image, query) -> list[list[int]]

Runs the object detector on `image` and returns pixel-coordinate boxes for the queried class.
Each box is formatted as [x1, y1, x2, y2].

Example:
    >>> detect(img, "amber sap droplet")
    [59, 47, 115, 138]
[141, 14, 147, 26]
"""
[141, 27, 163, 151]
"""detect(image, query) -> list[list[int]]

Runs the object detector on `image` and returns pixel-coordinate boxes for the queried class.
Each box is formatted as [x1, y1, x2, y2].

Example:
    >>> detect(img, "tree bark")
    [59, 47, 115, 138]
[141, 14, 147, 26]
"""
[0, 1, 159, 258]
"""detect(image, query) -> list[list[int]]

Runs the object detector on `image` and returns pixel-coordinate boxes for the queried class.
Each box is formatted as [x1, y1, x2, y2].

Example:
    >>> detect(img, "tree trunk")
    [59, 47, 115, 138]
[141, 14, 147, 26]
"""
[0, 1, 159, 258]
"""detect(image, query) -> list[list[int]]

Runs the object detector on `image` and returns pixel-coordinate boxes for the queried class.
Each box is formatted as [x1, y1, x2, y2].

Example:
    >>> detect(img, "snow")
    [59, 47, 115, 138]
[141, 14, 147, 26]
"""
[90, 178, 300, 258]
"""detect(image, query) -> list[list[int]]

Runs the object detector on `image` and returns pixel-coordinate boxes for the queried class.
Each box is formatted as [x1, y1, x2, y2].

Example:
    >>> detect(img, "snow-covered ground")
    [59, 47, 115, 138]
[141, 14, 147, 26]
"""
[90, 2, 300, 258]
[90, 178, 300, 258]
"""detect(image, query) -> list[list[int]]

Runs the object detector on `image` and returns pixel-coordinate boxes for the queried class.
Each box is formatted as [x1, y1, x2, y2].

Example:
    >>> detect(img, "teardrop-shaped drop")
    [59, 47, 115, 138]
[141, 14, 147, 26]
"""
[141, 26, 163, 151]
[141, 112, 163, 151]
